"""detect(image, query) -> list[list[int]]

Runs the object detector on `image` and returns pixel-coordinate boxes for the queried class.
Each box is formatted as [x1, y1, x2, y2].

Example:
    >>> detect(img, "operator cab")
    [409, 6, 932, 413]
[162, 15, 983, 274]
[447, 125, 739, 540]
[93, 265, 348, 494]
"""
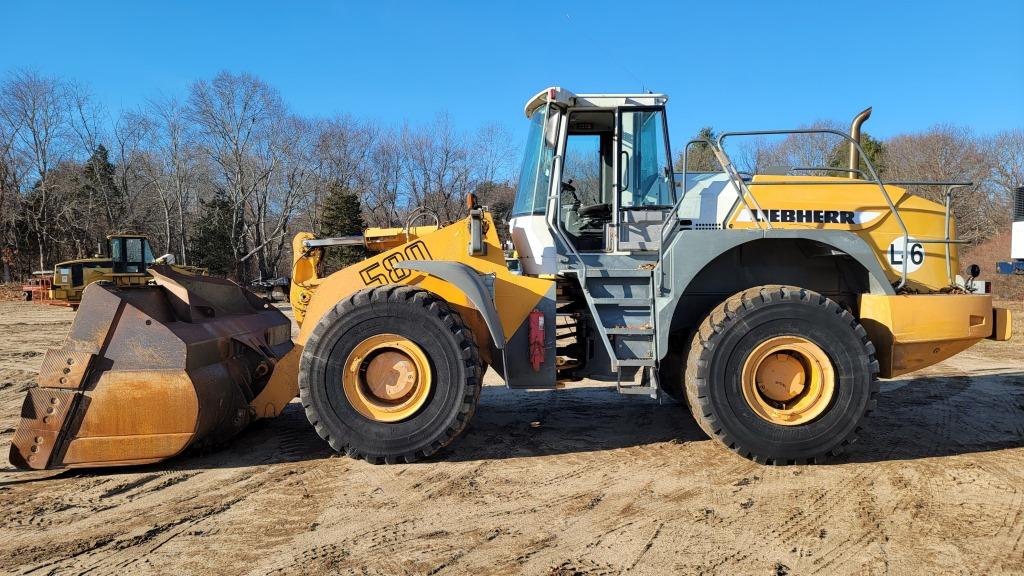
[510, 88, 676, 275]
[109, 235, 155, 274]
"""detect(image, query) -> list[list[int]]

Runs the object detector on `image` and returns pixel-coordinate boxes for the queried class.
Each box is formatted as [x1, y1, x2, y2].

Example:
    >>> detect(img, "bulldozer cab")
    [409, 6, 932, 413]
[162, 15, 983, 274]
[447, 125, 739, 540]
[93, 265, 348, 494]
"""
[108, 235, 155, 274]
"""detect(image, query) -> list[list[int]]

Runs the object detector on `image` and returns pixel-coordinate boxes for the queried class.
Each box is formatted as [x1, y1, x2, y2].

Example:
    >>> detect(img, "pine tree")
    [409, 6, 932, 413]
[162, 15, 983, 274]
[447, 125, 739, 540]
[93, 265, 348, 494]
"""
[189, 191, 237, 276]
[674, 127, 719, 173]
[321, 182, 366, 270]
[828, 132, 886, 176]
[81, 145, 124, 230]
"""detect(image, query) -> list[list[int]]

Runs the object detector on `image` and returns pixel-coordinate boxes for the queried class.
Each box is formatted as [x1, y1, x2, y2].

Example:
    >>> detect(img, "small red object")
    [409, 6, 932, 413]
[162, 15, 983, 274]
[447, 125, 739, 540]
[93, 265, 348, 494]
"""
[528, 309, 545, 371]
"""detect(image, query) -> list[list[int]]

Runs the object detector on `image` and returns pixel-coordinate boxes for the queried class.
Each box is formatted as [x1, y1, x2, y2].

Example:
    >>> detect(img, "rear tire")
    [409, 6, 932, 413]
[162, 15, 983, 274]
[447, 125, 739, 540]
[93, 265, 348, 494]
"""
[299, 285, 482, 464]
[685, 285, 879, 464]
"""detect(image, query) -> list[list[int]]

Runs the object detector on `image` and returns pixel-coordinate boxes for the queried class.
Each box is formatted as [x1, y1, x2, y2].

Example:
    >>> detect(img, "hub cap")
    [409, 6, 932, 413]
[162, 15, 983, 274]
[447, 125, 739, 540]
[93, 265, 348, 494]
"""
[740, 336, 835, 426]
[342, 334, 432, 422]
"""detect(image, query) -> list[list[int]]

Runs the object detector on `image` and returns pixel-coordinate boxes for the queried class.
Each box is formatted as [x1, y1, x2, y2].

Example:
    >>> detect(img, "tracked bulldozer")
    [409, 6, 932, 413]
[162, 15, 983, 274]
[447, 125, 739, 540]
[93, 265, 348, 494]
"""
[11, 87, 1013, 470]
[47, 234, 205, 309]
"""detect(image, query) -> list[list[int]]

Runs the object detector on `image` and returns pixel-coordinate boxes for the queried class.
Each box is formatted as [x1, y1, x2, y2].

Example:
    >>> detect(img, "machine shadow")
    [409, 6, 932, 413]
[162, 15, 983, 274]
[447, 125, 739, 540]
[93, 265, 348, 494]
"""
[441, 371, 1024, 464]
[835, 370, 1024, 464]
[20, 370, 1019, 479]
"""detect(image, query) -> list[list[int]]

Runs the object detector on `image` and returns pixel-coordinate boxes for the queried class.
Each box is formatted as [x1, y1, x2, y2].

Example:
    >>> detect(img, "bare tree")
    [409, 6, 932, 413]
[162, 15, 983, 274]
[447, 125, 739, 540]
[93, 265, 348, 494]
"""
[883, 125, 996, 243]
[0, 110, 21, 281]
[312, 115, 377, 232]
[187, 71, 286, 278]
[986, 128, 1024, 201]
[148, 96, 208, 264]
[246, 114, 318, 278]
[472, 122, 517, 185]
[0, 70, 75, 271]
[402, 113, 474, 224]
[363, 127, 405, 227]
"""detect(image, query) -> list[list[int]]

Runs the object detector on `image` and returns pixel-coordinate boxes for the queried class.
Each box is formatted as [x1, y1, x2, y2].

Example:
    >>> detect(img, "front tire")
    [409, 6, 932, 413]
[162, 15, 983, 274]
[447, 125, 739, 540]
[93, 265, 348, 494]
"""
[685, 285, 879, 464]
[299, 285, 482, 464]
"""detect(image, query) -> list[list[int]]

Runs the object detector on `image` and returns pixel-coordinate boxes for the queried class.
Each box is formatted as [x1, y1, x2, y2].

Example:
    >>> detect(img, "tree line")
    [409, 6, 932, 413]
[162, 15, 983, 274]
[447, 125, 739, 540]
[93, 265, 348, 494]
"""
[1, 68, 1020, 284]
[0, 69, 517, 282]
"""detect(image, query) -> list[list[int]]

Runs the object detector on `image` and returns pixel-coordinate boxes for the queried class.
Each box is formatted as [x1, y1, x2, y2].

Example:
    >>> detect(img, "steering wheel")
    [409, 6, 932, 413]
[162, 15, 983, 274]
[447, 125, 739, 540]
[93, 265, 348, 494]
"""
[578, 203, 612, 219]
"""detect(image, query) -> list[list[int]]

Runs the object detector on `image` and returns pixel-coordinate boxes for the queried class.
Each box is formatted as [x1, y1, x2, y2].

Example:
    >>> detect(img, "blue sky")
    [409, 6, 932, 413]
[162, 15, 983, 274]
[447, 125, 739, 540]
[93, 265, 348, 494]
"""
[2, 0, 1022, 148]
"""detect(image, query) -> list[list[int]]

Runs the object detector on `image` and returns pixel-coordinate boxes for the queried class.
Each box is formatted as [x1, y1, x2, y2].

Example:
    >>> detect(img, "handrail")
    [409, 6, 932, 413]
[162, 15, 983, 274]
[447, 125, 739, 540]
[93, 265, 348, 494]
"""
[657, 126, 974, 292]
[544, 154, 590, 286]
[657, 139, 708, 293]
[718, 128, 914, 290]
[709, 142, 772, 232]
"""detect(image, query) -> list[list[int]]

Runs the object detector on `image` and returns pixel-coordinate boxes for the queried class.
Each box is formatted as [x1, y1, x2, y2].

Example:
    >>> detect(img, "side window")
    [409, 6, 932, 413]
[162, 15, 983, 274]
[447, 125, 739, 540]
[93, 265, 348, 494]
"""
[110, 238, 123, 261]
[619, 109, 674, 208]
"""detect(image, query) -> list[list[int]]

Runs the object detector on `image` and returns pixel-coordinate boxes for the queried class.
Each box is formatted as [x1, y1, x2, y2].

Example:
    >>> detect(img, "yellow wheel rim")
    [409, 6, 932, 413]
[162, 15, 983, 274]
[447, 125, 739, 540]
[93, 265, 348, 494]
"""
[740, 336, 835, 426]
[342, 333, 432, 423]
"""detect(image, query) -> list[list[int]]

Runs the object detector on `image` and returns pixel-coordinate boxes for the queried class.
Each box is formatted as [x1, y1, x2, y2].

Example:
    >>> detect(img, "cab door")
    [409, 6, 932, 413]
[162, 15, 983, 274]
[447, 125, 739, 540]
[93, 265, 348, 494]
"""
[615, 108, 676, 251]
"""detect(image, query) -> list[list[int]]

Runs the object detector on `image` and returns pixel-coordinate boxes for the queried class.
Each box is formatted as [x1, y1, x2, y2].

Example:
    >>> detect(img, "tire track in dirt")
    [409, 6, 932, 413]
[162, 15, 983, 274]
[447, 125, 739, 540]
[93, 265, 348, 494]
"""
[1, 301, 1022, 575]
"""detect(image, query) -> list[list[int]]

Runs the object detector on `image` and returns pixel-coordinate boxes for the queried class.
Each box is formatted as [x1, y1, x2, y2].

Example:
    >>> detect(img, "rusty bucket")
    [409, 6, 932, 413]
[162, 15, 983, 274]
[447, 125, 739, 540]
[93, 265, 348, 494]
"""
[9, 265, 293, 470]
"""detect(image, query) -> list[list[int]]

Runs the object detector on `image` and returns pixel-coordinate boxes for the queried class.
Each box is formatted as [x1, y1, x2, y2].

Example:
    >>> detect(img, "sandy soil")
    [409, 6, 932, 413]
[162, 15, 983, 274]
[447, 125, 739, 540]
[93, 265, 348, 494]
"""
[0, 300, 1022, 575]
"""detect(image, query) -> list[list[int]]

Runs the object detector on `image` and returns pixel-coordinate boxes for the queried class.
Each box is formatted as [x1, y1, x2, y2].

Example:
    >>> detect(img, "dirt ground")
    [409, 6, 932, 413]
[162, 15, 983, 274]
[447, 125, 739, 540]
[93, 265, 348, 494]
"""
[0, 300, 1022, 576]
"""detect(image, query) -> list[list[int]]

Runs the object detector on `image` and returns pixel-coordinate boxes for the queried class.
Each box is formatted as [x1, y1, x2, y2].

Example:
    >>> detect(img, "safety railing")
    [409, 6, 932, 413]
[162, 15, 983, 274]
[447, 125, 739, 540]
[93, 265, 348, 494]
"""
[659, 128, 973, 291]
[545, 154, 591, 286]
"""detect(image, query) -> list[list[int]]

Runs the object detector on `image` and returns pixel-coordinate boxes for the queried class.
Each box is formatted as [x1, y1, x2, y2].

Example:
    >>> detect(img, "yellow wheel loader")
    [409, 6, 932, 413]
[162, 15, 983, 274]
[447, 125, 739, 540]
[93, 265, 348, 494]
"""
[11, 88, 1013, 470]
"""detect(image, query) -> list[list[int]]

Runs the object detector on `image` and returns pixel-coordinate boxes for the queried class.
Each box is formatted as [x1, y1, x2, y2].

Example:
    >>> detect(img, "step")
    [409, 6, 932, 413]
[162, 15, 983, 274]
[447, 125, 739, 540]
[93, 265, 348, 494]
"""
[605, 327, 654, 335]
[614, 358, 656, 367]
[584, 268, 653, 278]
[616, 385, 659, 396]
[591, 297, 652, 306]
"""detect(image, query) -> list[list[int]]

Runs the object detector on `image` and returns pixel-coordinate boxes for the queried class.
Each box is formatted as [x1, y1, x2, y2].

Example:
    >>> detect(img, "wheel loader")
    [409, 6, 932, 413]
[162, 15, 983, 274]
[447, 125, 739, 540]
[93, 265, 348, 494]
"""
[10, 87, 1013, 470]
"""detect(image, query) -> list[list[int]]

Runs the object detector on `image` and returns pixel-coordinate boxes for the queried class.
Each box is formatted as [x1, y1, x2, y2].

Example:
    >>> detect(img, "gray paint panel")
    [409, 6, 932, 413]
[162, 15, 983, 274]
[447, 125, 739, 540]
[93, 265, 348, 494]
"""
[501, 283, 558, 388]
[654, 229, 895, 357]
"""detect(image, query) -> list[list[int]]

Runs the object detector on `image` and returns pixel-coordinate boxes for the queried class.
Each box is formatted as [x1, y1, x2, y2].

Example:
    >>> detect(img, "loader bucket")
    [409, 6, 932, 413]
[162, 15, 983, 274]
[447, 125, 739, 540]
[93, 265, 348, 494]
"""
[9, 265, 293, 470]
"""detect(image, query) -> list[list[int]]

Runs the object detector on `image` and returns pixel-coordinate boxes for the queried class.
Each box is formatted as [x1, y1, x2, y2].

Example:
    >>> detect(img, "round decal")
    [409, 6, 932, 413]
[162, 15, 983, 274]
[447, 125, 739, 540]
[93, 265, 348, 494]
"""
[887, 237, 925, 274]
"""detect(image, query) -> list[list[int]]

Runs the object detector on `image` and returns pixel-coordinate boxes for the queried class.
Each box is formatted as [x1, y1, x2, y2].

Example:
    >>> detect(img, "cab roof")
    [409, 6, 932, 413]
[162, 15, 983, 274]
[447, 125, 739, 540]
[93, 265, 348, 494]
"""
[523, 87, 668, 118]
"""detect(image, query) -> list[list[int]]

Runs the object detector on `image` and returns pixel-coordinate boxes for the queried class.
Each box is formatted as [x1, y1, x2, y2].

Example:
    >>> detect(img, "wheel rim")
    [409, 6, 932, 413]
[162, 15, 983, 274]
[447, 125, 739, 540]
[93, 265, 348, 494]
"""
[342, 333, 432, 422]
[740, 336, 835, 426]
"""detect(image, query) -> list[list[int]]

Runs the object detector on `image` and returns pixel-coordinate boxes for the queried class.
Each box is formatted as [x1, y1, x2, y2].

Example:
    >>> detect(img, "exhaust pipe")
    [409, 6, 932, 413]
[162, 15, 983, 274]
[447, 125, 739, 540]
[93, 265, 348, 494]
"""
[848, 107, 872, 179]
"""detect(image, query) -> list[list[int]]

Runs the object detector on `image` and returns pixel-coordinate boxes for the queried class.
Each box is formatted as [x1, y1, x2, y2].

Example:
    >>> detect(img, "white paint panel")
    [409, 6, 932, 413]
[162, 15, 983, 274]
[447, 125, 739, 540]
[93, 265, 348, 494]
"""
[1012, 221, 1024, 259]
[509, 215, 557, 275]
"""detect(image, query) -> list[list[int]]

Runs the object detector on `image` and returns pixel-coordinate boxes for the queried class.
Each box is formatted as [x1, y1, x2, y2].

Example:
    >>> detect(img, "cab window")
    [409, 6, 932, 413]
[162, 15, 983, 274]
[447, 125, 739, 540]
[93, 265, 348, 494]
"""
[560, 111, 614, 251]
[619, 109, 674, 208]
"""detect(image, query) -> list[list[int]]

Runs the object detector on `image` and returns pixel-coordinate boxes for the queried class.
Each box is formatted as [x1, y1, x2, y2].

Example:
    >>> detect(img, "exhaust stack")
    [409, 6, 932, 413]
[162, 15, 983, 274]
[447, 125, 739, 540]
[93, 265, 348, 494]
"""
[848, 107, 873, 178]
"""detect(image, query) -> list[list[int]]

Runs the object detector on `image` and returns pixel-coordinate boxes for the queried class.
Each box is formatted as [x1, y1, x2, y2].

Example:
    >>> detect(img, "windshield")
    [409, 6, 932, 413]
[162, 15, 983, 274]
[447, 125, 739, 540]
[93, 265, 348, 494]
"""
[512, 105, 556, 217]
